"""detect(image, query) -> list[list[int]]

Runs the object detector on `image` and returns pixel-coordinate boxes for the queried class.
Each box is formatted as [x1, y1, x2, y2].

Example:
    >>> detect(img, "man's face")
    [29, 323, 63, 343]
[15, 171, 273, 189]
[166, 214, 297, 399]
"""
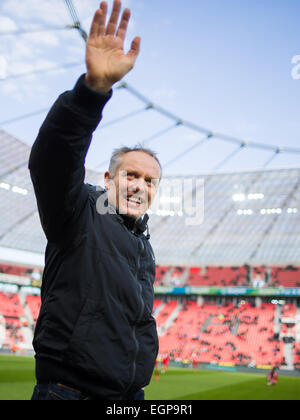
[105, 151, 161, 219]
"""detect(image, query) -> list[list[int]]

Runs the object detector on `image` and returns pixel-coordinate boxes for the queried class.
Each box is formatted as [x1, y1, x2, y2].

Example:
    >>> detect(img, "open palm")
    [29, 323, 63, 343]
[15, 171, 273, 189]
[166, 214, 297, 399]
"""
[85, 0, 141, 93]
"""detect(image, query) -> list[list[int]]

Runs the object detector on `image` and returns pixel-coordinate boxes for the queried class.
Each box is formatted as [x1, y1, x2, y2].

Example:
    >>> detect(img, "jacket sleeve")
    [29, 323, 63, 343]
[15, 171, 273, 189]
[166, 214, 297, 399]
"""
[28, 74, 112, 243]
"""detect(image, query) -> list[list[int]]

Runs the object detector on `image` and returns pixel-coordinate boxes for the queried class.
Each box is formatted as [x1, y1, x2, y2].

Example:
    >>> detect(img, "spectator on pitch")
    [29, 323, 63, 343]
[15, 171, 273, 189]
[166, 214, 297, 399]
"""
[154, 359, 160, 381]
[29, 0, 160, 401]
[162, 354, 170, 374]
[267, 367, 278, 386]
[192, 358, 198, 373]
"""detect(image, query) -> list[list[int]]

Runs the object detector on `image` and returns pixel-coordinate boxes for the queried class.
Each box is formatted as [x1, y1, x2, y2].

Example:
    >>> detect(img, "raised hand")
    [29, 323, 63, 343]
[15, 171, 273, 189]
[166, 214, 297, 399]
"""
[85, 0, 141, 93]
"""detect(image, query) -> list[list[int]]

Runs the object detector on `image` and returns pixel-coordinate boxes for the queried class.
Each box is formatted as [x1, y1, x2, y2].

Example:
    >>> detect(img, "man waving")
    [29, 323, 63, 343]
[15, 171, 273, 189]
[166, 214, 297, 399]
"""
[29, 0, 161, 401]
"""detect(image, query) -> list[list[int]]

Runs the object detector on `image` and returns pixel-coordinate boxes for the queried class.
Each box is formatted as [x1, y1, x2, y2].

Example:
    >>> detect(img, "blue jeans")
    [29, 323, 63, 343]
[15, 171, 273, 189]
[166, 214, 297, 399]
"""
[31, 383, 92, 400]
[31, 383, 145, 401]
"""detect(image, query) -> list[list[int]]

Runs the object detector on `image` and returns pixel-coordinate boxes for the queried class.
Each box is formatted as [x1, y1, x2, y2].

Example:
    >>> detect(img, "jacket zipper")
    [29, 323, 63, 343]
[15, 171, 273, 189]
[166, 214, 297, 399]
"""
[119, 226, 146, 398]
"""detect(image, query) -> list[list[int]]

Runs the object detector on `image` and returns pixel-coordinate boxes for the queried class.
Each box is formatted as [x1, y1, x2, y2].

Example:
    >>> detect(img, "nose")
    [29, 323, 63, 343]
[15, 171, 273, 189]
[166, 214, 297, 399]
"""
[128, 178, 146, 194]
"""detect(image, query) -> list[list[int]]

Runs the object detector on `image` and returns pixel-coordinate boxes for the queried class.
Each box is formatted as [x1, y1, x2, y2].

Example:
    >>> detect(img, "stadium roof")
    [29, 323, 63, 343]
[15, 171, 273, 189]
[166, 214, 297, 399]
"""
[0, 129, 299, 267]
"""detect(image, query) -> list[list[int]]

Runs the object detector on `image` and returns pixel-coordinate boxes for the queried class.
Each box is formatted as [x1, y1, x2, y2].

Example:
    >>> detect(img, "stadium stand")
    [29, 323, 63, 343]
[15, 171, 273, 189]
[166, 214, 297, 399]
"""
[0, 130, 299, 266]
[295, 344, 300, 368]
[0, 292, 24, 318]
[155, 264, 300, 288]
[272, 267, 300, 288]
[0, 259, 297, 367]
[0, 130, 299, 371]
[186, 266, 249, 287]
[0, 285, 296, 369]
[156, 300, 286, 367]
[25, 295, 41, 321]
[4, 318, 24, 350]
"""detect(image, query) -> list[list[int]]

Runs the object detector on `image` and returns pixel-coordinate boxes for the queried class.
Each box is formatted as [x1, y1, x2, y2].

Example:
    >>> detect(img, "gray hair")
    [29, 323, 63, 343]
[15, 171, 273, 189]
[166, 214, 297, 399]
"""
[108, 144, 163, 181]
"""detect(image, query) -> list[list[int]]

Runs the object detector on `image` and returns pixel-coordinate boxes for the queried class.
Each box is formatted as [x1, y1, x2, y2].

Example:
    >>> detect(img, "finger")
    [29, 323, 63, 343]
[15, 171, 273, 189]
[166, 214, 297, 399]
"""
[116, 8, 130, 41]
[89, 4, 107, 39]
[89, 10, 101, 39]
[98, 1, 108, 37]
[127, 36, 141, 61]
[106, 0, 122, 36]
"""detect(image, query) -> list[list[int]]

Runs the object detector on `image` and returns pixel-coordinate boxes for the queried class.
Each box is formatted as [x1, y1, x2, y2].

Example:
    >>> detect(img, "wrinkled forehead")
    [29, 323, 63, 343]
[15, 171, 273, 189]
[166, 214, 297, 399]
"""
[118, 151, 161, 181]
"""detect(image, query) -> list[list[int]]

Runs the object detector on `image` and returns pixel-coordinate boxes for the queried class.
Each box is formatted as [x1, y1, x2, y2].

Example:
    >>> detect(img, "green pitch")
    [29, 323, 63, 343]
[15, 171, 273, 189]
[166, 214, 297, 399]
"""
[0, 356, 299, 400]
[146, 368, 300, 400]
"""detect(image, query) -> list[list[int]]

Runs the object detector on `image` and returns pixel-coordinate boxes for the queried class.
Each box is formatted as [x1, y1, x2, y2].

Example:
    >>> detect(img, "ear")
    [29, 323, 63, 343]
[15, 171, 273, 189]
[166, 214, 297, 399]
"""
[104, 171, 111, 190]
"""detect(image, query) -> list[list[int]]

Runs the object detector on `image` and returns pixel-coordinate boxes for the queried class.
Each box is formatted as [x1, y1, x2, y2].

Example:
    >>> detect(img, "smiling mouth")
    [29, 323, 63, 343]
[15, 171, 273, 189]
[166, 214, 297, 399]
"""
[126, 196, 143, 206]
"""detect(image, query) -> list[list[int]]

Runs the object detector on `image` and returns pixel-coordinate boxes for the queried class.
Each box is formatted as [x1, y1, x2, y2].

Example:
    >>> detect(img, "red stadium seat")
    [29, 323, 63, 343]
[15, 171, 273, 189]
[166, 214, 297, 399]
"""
[155, 300, 285, 367]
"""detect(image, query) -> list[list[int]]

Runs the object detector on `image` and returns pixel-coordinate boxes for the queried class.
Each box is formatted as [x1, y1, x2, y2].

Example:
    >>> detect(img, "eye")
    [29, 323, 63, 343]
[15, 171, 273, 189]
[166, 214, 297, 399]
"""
[147, 179, 158, 188]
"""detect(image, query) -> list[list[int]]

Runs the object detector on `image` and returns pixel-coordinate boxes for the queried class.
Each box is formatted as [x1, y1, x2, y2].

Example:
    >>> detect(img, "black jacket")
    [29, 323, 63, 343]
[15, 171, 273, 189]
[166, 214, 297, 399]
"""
[28, 74, 159, 400]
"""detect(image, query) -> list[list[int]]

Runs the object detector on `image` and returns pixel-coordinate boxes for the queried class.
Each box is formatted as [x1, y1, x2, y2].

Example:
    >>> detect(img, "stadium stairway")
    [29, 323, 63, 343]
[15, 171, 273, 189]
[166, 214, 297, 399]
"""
[15, 294, 34, 351]
[19, 294, 34, 326]
[273, 304, 282, 337]
[200, 314, 213, 333]
[284, 343, 294, 370]
[20, 325, 33, 350]
[280, 304, 297, 370]
[0, 316, 5, 348]
[297, 309, 300, 342]
[230, 316, 240, 335]
[153, 301, 166, 318]
[158, 303, 183, 337]
[177, 267, 190, 286]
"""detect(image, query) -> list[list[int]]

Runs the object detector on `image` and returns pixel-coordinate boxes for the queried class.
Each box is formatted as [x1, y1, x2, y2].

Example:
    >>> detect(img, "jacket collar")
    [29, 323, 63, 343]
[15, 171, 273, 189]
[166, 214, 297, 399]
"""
[104, 191, 151, 239]
[89, 185, 151, 239]
[117, 211, 150, 239]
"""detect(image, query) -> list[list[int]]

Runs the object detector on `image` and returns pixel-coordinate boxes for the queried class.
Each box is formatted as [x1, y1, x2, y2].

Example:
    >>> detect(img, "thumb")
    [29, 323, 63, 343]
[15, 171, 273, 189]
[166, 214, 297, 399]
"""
[127, 36, 141, 60]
